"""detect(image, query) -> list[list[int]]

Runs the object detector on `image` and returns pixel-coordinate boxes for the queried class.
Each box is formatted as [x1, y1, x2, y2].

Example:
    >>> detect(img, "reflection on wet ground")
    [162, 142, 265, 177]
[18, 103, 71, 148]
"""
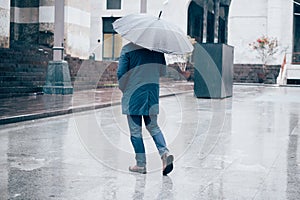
[0, 85, 300, 199]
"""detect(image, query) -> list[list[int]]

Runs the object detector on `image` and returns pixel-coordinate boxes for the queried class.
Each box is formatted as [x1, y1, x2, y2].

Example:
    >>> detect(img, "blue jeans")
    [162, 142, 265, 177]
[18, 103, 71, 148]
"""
[127, 115, 169, 167]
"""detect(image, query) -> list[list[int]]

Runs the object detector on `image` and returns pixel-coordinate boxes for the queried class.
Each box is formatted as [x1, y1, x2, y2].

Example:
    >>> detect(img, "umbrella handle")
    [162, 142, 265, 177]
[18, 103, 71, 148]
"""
[158, 11, 162, 19]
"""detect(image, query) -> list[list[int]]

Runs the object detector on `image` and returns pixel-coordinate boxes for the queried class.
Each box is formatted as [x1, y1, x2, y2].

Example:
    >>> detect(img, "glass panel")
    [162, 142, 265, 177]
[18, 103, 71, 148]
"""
[218, 18, 225, 43]
[114, 34, 122, 59]
[294, 2, 300, 54]
[188, 1, 203, 43]
[103, 17, 120, 33]
[107, 0, 121, 9]
[103, 34, 113, 59]
[207, 12, 214, 43]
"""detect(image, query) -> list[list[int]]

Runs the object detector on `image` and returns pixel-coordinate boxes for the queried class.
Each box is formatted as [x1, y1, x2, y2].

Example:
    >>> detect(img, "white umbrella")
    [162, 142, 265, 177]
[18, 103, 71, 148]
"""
[112, 12, 194, 55]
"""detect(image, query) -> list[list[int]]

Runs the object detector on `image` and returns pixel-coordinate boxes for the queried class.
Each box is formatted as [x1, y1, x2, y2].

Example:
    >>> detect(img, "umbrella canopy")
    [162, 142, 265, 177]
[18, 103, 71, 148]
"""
[112, 12, 194, 55]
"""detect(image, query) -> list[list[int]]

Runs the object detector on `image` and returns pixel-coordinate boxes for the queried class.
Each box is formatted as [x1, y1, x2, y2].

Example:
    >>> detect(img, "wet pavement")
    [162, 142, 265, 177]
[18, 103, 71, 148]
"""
[0, 84, 300, 199]
[0, 81, 192, 125]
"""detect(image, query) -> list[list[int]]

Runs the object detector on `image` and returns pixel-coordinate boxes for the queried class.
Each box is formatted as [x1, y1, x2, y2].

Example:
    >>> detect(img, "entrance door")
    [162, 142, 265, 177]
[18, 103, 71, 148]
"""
[102, 17, 122, 60]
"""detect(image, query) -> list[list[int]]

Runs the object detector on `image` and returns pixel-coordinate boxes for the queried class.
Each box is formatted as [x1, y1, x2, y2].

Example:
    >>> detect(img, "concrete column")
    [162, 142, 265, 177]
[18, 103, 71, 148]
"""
[214, 0, 220, 43]
[202, 0, 208, 43]
[44, 0, 73, 94]
[39, 0, 55, 46]
[0, 0, 11, 48]
[224, 5, 229, 44]
[43, 61, 73, 94]
[53, 0, 65, 61]
[140, 0, 147, 13]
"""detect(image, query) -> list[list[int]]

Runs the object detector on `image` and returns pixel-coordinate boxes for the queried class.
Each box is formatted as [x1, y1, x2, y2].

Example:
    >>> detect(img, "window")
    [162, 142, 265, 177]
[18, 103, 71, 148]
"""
[188, 1, 203, 43]
[107, 0, 121, 9]
[206, 11, 215, 43]
[102, 17, 122, 60]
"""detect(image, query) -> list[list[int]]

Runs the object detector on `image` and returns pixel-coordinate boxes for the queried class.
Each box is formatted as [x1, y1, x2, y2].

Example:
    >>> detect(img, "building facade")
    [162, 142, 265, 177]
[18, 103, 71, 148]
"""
[1, 0, 91, 58]
[0, 0, 299, 65]
[0, 0, 231, 60]
[228, 0, 299, 65]
[92, 0, 232, 61]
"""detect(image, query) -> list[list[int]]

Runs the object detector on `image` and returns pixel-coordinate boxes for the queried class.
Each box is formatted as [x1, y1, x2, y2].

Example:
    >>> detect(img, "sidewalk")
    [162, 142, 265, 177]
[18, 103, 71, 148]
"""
[1, 84, 300, 199]
[0, 81, 194, 125]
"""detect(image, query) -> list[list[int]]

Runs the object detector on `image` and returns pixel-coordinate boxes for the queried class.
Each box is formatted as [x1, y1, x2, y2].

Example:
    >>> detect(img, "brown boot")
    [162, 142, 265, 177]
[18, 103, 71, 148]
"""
[161, 153, 174, 176]
[129, 165, 147, 174]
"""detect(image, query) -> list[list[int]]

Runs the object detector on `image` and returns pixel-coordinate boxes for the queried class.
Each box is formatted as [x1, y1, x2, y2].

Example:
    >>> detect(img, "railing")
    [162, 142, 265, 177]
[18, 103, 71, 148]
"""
[292, 52, 300, 64]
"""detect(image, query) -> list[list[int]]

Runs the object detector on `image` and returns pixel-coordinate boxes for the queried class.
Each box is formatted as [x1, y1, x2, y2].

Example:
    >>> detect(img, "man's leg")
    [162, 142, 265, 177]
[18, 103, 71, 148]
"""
[144, 115, 169, 156]
[127, 115, 146, 168]
[144, 115, 174, 175]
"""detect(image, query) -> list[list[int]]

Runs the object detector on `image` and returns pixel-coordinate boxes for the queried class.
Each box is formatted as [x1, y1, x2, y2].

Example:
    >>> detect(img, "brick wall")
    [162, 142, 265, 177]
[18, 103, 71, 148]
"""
[168, 63, 280, 84]
[233, 64, 280, 84]
[65, 55, 118, 89]
[0, 45, 119, 97]
[167, 63, 194, 81]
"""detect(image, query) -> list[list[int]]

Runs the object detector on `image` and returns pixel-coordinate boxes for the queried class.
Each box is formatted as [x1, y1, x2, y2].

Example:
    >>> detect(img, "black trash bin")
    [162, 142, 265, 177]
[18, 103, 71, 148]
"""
[193, 43, 234, 98]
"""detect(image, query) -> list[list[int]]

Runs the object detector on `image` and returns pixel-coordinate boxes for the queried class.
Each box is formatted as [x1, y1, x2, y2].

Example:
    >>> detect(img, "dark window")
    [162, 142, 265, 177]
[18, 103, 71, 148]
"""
[206, 11, 214, 43]
[293, 0, 300, 57]
[188, 1, 203, 43]
[107, 0, 121, 9]
[218, 18, 225, 43]
[102, 17, 122, 60]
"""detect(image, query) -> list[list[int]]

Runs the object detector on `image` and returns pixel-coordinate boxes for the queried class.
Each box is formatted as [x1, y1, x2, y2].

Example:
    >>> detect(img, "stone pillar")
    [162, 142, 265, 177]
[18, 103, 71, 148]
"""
[10, 0, 39, 44]
[53, 0, 64, 61]
[43, 61, 73, 94]
[39, 0, 55, 46]
[214, 0, 220, 43]
[0, 0, 10, 48]
[140, 0, 147, 13]
[202, 0, 208, 43]
[43, 0, 73, 95]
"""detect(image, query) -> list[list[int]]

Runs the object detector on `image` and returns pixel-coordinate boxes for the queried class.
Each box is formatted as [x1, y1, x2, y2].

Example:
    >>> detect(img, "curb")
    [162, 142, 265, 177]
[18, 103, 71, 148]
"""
[0, 91, 192, 125]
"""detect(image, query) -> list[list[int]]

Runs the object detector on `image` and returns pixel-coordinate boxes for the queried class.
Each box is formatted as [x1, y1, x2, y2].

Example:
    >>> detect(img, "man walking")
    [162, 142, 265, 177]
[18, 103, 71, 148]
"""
[117, 42, 174, 175]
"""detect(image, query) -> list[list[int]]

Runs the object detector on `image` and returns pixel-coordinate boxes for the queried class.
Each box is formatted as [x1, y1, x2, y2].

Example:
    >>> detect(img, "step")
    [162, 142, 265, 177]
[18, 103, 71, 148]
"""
[0, 54, 51, 63]
[0, 90, 44, 99]
[0, 63, 47, 71]
[0, 80, 45, 87]
[0, 93, 40, 99]
[0, 71, 46, 77]
[73, 85, 98, 91]
[287, 79, 300, 85]
[0, 86, 42, 94]
[0, 75, 46, 82]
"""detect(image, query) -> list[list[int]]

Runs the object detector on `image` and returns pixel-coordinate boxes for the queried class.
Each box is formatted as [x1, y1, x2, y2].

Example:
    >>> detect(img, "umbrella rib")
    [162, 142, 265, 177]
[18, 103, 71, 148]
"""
[132, 19, 161, 50]
[114, 13, 193, 54]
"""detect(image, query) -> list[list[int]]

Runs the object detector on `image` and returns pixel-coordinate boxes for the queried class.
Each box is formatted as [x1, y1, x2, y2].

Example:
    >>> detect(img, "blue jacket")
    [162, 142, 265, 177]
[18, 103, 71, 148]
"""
[117, 43, 166, 115]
